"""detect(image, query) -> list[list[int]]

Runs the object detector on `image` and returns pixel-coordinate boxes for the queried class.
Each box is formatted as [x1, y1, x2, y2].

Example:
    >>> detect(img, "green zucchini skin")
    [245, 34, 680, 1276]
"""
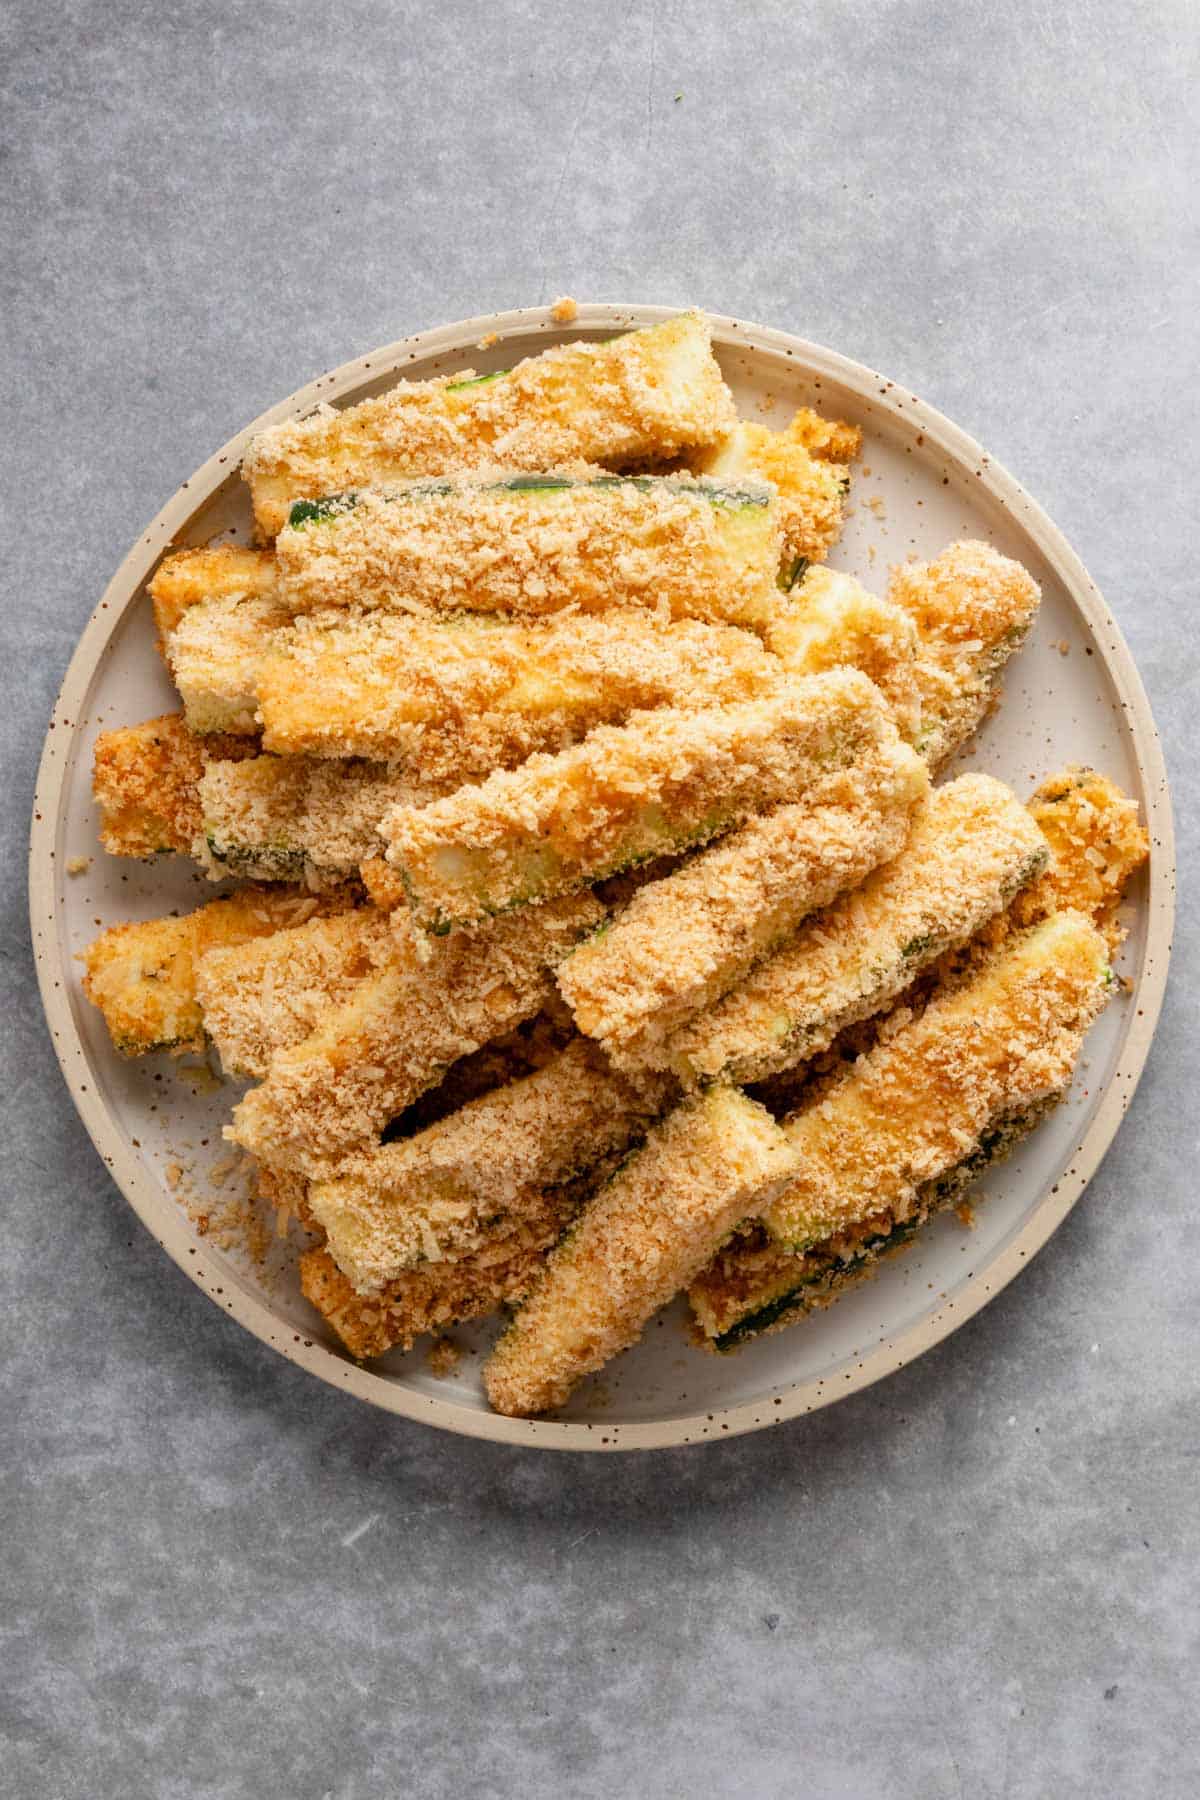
[285, 472, 772, 532]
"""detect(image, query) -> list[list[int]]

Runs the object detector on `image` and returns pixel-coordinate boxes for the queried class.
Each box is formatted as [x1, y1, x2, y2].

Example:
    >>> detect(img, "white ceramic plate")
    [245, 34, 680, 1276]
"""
[30, 304, 1174, 1451]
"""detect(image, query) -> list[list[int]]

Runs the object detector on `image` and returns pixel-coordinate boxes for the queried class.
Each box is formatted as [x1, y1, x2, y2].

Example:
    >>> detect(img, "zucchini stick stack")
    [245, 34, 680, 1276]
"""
[76, 306, 1148, 1421]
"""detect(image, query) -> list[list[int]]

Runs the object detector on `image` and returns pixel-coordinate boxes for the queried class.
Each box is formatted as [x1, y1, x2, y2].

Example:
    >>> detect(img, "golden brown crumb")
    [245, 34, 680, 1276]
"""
[300, 1185, 578, 1358]
[66, 855, 91, 876]
[274, 473, 781, 628]
[550, 296, 579, 323]
[381, 672, 897, 930]
[243, 312, 736, 537]
[483, 1086, 796, 1416]
[667, 772, 1048, 1089]
[228, 894, 603, 1175]
[307, 1039, 672, 1290]
[92, 713, 256, 857]
[764, 911, 1110, 1249]
[1014, 766, 1149, 948]
[427, 1337, 463, 1376]
[557, 736, 927, 1069]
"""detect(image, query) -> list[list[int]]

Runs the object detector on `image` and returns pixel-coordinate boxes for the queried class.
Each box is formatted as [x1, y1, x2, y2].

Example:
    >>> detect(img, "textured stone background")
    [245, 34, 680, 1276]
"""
[3, 4, 1197, 1796]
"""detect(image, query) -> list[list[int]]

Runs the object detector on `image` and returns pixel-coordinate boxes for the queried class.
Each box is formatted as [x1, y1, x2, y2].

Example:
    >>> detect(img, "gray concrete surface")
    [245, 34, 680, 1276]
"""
[3, 3, 1197, 1796]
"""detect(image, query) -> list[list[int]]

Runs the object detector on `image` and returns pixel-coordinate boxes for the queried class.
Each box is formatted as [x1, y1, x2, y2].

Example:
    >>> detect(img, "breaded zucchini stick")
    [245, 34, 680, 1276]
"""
[256, 609, 778, 767]
[694, 407, 858, 568]
[483, 1086, 796, 1417]
[196, 907, 395, 1077]
[380, 671, 896, 931]
[1013, 766, 1149, 946]
[690, 1097, 1061, 1350]
[166, 590, 291, 735]
[886, 540, 1040, 766]
[81, 886, 351, 1057]
[228, 893, 603, 1175]
[243, 311, 737, 538]
[197, 755, 441, 884]
[666, 773, 1049, 1088]
[557, 735, 929, 1070]
[764, 567, 924, 743]
[148, 544, 276, 641]
[300, 1187, 580, 1360]
[92, 713, 256, 857]
[274, 473, 782, 630]
[307, 1039, 672, 1290]
[762, 910, 1111, 1253]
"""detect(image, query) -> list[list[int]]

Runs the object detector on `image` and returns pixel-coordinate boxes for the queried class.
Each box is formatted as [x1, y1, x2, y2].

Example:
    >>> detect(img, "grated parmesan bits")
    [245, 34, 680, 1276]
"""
[483, 1086, 798, 1417]
[93, 713, 257, 858]
[557, 734, 929, 1070]
[197, 755, 446, 885]
[307, 1039, 673, 1291]
[227, 892, 603, 1175]
[666, 772, 1049, 1089]
[380, 671, 898, 931]
[300, 1184, 582, 1361]
[81, 886, 353, 1058]
[148, 543, 277, 641]
[256, 608, 779, 769]
[197, 907, 396, 1078]
[689, 1096, 1062, 1351]
[274, 473, 782, 629]
[694, 406, 859, 567]
[886, 540, 1041, 767]
[762, 910, 1111, 1252]
[243, 311, 737, 538]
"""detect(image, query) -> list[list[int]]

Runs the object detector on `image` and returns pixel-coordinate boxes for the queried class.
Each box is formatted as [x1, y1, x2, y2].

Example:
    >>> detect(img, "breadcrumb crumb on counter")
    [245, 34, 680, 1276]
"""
[483, 1085, 797, 1417]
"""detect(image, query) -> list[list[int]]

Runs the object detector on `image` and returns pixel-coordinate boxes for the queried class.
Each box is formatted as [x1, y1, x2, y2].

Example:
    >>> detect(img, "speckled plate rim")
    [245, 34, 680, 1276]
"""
[30, 302, 1175, 1452]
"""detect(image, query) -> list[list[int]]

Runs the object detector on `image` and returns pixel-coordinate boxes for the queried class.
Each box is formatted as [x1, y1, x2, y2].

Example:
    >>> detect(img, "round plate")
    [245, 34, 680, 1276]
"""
[30, 304, 1174, 1451]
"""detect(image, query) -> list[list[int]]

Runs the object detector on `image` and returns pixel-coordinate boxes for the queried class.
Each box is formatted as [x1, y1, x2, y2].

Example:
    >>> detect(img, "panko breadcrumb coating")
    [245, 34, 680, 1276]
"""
[689, 1097, 1060, 1350]
[93, 713, 257, 857]
[696, 409, 857, 567]
[227, 893, 603, 1175]
[256, 608, 778, 769]
[148, 544, 277, 642]
[765, 568, 924, 744]
[557, 735, 928, 1070]
[666, 773, 1048, 1089]
[483, 1086, 797, 1417]
[274, 473, 782, 629]
[763, 910, 1110, 1251]
[307, 1039, 672, 1290]
[197, 907, 395, 1078]
[381, 671, 898, 931]
[81, 886, 353, 1058]
[1014, 766, 1149, 947]
[301, 1186, 582, 1360]
[886, 540, 1040, 766]
[243, 311, 737, 538]
[197, 755, 445, 885]
[166, 590, 291, 735]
